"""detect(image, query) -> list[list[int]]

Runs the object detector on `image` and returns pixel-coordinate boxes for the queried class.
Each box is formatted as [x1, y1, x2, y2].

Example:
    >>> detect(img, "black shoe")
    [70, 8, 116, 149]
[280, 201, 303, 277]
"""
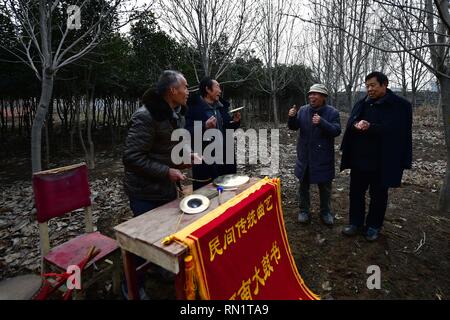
[342, 225, 362, 237]
[121, 281, 150, 300]
[320, 212, 334, 226]
[297, 212, 311, 224]
[364, 227, 380, 242]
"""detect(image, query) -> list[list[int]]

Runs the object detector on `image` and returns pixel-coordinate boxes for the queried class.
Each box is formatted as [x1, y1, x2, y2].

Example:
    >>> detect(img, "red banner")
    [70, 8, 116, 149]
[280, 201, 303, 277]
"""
[183, 179, 319, 300]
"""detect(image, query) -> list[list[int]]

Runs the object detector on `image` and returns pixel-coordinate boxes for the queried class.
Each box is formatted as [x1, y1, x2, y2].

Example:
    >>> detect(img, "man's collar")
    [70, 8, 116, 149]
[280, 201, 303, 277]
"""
[366, 89, 392, 104]
[309, 103, 326, 111]
[202, 96, 223, 109]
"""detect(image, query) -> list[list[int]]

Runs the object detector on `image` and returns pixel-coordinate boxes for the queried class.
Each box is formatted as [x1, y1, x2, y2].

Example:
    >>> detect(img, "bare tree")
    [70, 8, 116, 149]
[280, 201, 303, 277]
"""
[427, 0, 450, 213]
[303, 0, 375, 110]
[158, 0, 260, 81]
[385, 0, 433, 106]
[293, 0, 450, 213]
[304, 0, 342, 107]
[256, 0, 300, 127]
[0, 0, 148, 173]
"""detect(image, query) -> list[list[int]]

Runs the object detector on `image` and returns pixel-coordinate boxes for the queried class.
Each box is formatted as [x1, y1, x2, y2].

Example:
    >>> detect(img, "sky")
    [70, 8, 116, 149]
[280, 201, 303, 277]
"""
[117, 0, 435, 91]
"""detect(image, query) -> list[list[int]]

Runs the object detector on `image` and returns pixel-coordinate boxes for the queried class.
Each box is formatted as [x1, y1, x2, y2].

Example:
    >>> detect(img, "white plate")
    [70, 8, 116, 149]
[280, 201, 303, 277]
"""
[228, 106, 245, 114]
[179, 194, 210, 215]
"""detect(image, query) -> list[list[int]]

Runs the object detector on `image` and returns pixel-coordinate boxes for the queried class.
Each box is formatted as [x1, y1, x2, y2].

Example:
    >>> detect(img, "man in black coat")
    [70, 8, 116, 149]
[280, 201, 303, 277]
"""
[288, 84, 341, 226]
[122, 70, 191, 298]
[123, 70, 190, 216]
[340, 71, 412, 241]
[185, 77, 241, 190]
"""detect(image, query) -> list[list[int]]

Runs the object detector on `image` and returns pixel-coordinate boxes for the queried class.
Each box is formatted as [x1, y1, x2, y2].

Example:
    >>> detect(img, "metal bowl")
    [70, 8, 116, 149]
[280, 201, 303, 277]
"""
[213, 174, 250, 190]
[179, 194, 210, 215]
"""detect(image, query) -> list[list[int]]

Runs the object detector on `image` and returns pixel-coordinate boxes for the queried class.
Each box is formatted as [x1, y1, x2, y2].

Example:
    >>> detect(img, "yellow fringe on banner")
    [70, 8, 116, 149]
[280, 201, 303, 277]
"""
[185, 237, 210, 300]
[184, 255, 196, 300]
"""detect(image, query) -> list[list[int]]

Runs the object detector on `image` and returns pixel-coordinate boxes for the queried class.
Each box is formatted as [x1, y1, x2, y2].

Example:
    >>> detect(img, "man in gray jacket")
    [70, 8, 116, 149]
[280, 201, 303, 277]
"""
[288, 84, 341, 226]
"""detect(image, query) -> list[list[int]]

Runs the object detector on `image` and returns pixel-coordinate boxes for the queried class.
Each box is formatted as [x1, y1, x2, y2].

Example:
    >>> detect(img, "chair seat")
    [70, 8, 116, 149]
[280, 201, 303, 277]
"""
[44, 232, 118, 271]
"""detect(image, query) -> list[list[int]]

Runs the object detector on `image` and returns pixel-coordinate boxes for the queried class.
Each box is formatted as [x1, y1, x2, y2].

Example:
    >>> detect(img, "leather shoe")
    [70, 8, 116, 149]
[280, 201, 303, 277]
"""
[297, 212, 311, 224]
[365, 227, 380, 242]
[121, 281, 150, 300]
[320, 212, 334, 226]
[342, 224, 362, 236]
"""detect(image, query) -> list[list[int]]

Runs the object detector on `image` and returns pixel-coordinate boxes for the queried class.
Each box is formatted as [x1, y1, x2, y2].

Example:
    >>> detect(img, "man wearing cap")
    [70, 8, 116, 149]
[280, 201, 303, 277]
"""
[288, 84, 341, 226]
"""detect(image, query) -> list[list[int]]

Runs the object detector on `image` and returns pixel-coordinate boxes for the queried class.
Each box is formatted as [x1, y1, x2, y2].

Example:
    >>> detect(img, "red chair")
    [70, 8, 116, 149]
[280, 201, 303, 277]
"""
[32, 163, 120, 297]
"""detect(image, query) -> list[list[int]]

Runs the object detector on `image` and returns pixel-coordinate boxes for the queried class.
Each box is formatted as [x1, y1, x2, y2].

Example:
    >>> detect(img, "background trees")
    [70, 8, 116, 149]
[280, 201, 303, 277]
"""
[1, 0, 448, 213]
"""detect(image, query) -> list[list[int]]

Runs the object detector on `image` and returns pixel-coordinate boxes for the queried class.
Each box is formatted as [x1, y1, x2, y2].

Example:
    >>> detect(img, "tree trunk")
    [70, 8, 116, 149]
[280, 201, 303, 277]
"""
[31, 73, 54, 173]
[77, 99, 89, 167]
[345, 85, 353, 111]
[70, 100, 76, 153]
[86, 89, 95, 169]
[47, 98, 54, 147]
[44, 120, 50, 169]
[333, 90, 339, 111]
[272, 93, 279, 127]
[411, 89, 417, 108]
[438, 76, 450, 214]
[0, 98, 5, 136]
[10, 103, 15, 132]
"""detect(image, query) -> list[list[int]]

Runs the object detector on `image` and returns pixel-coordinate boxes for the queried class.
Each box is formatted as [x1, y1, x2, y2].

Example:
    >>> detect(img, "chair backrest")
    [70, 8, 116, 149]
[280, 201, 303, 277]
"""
[33, 163, 94, 260]
[33, 163, 91, 223]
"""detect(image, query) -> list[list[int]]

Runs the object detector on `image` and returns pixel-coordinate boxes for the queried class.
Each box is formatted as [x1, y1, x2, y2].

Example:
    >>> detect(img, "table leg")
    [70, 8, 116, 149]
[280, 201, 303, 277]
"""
[121, 249, 139, 300]
[175, 257, 186, 300]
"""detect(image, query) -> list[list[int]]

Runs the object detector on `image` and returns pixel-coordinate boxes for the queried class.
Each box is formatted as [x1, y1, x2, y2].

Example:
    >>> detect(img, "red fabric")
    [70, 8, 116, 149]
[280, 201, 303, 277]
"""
[34, 245, 103, 300]
[44, 232, 118, 271]
[188, 182, 318, 300]
[33, 165, 91, 223]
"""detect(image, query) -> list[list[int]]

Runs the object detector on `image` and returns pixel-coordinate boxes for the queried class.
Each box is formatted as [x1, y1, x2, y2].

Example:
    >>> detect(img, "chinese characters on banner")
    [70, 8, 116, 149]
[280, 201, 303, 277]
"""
[184, 178, 319, 300]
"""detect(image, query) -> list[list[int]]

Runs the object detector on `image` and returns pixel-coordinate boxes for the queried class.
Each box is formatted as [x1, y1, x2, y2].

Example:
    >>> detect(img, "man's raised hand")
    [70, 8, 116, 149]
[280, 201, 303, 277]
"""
[288, 105, 298, 117]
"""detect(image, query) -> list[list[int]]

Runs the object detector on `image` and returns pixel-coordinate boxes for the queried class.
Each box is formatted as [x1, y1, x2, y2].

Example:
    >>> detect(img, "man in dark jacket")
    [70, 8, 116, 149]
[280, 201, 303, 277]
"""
[185, 77, 241, 190]
[288, 84, 341, 226]
[123, 70, 189, 216]
[340, 71, 412, 241]
[121, 70, 190, 298]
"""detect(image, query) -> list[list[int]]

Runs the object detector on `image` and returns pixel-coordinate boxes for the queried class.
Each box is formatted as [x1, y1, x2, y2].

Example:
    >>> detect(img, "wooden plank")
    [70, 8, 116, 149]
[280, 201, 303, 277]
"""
[122, 249, 139, 300]
[175, 256, 186, 299]
[115, 231, 185, 274]
[115, 181, 257, 248]
[33, 163, 85, 176]
[84, 206, 94, 233]
[39, 222, 50, 274]
[114, 178, 260, 272]
[114, 184, 221, 245]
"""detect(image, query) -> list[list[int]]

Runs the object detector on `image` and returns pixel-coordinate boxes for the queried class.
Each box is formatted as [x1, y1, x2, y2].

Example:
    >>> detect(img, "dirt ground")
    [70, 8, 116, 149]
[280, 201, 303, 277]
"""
[0, 108, 449, 300]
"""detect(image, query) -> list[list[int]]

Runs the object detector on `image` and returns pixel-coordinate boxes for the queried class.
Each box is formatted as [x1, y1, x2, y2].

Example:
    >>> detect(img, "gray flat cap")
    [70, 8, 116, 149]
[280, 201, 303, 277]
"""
[308, 84, 329, 96]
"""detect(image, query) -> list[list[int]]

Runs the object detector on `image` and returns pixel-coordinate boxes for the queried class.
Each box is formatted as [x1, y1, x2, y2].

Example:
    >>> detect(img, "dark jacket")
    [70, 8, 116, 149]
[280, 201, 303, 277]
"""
[123, 91, 185, 201]
[288, 104, 341, 184]
[340, 89, 412, 188]
[185, 94, 240, 189]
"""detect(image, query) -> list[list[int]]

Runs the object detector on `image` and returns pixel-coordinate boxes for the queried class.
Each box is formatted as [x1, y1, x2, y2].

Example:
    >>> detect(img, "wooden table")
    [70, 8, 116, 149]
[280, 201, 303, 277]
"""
[114, 178, 259, 300]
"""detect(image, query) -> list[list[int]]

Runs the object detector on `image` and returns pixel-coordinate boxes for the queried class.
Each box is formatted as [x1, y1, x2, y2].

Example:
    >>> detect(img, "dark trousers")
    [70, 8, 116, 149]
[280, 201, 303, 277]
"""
[349, 169, 389, 229]
[299, 169, 332, 214]
[129, 198, 167, 217]
[192, 162, 237, 190]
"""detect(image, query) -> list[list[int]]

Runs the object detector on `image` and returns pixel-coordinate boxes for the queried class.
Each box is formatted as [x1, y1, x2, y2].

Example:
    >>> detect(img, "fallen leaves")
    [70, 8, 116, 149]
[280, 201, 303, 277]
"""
[0, 177, 129, 280]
